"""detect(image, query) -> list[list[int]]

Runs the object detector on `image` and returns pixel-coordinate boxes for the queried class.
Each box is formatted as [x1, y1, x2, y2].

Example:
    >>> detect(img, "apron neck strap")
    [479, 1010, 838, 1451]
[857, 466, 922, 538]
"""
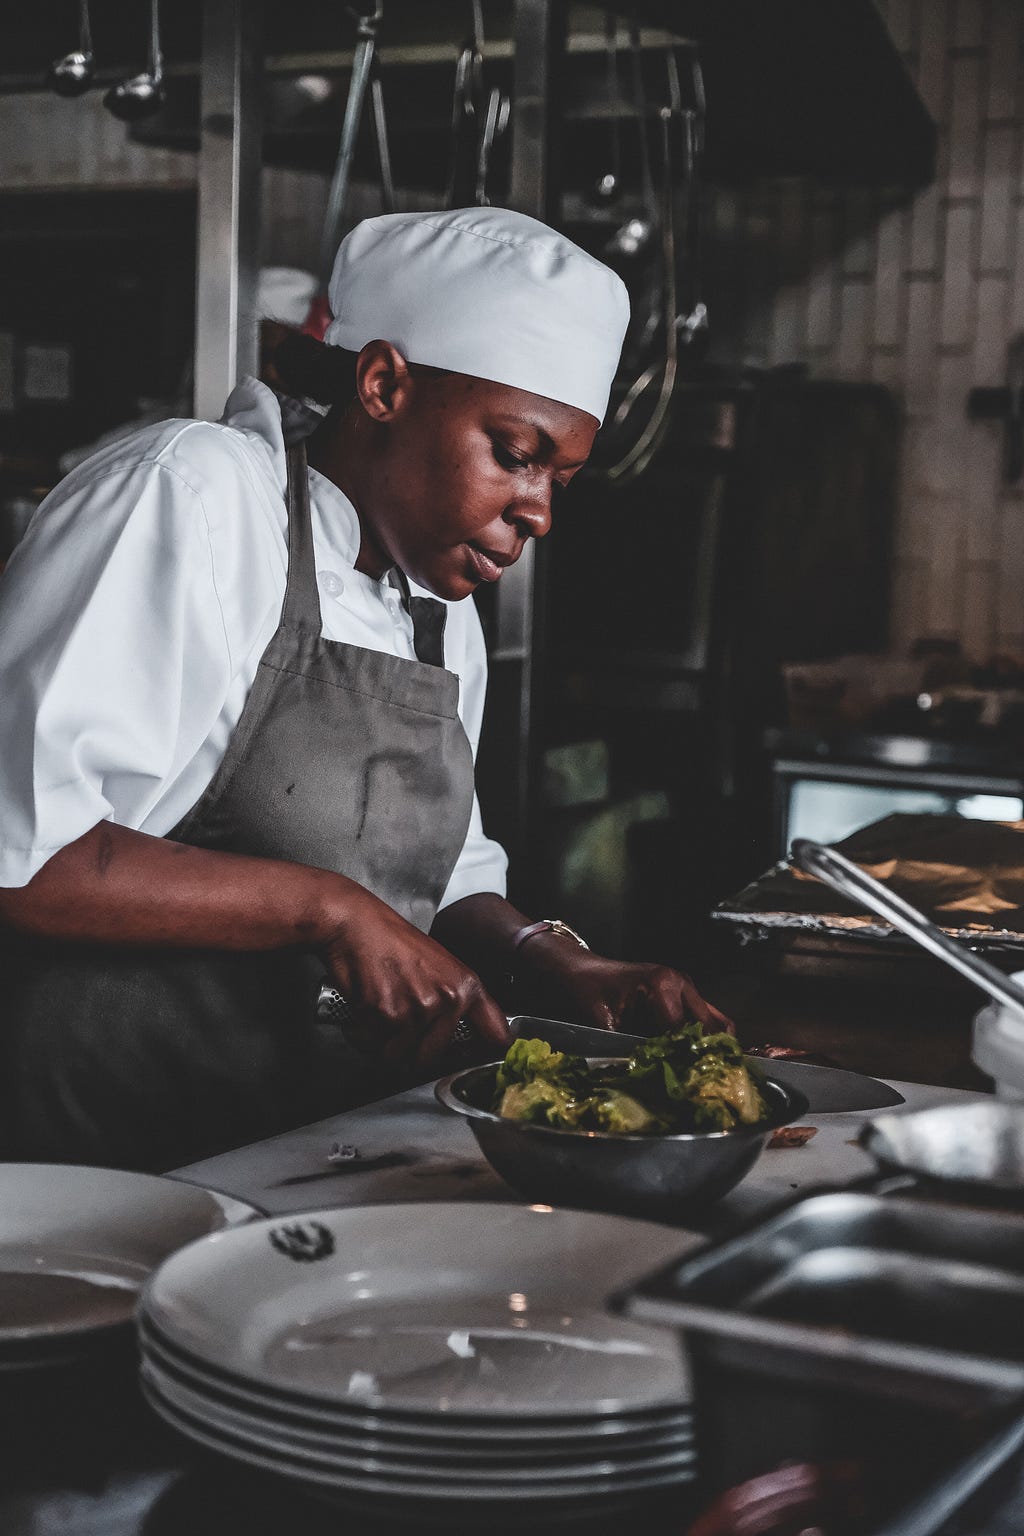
[282, 444, 322, 629]
[284, 443, 448, 666]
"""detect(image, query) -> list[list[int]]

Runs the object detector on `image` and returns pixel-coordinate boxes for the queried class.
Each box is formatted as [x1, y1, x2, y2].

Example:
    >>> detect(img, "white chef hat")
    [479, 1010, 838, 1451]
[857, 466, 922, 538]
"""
[324, 208, 630, 422]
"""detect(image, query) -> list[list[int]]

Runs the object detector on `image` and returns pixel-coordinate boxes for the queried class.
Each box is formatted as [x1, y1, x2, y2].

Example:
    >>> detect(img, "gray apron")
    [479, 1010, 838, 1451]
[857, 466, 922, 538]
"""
[3, 444, 475, 1171]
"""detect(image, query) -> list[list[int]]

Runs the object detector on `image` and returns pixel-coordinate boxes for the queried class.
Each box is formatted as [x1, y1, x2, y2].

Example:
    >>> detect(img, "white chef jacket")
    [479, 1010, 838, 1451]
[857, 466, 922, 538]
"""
[0, 377, 509, 908]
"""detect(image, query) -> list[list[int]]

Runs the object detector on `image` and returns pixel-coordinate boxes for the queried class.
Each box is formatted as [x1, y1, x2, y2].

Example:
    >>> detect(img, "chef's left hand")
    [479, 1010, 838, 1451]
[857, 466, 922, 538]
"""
[515, 947, 734, 1036]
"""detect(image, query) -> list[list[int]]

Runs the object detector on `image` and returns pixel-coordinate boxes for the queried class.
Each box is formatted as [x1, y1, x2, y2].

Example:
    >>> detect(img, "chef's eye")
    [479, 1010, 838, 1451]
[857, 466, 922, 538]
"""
[492, 440, 530, 472]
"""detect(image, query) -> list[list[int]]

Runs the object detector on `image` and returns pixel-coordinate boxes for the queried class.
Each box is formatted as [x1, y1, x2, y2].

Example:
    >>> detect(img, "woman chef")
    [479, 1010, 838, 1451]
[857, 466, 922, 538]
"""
[0, 208, 727, 1172]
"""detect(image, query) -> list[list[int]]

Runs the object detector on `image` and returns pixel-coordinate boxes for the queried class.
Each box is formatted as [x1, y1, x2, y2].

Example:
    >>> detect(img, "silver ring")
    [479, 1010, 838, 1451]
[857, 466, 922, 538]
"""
[316, 984, 355, 1026]
[452, 1019, 473, 1043]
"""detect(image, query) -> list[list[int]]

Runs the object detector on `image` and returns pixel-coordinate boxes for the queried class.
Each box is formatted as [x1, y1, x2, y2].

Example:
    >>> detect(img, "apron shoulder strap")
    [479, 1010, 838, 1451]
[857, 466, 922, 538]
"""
[283, 444, 447, 666]
[281, 443, 322, 630]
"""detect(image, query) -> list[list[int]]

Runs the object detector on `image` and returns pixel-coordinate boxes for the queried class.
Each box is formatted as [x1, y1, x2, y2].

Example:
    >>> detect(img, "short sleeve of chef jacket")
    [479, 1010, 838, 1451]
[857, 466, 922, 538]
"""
[0, 416, 508, 909]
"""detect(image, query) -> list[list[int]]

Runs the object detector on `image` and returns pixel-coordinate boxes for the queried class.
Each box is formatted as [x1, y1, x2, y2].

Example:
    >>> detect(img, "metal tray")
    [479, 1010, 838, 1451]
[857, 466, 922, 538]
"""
[620, 1191, 1024, 1410]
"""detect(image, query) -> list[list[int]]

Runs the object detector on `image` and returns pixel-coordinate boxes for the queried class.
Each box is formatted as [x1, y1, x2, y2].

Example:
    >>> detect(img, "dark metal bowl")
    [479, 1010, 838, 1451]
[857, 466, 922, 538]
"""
[435, 1059, 808, 1219]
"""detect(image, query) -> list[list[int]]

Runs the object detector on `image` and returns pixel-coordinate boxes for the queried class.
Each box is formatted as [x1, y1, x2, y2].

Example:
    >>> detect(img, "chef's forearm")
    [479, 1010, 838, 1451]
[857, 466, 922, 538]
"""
[430, 892, 582, 990]
[0, 821, 363, 952]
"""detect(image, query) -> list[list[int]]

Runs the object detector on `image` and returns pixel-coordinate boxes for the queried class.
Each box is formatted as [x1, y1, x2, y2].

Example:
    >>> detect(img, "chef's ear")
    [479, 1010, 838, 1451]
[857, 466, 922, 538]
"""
[354, 340, 413, 422]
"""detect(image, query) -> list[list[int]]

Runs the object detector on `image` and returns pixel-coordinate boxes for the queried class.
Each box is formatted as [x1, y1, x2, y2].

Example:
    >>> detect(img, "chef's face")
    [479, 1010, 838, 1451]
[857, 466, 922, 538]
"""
[349, 342, 600, 600]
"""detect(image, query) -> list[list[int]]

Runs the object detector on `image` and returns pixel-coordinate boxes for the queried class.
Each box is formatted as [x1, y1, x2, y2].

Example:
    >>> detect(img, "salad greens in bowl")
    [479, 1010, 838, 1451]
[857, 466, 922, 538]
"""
[494, 1026, 770, 1135]
[436, 1025, 808, 1218]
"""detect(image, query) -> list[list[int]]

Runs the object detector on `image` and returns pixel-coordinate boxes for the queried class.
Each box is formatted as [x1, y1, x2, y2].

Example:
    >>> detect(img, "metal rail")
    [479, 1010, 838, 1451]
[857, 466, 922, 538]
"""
[193, 0, 263, 421]
[481, 0, 568, 893]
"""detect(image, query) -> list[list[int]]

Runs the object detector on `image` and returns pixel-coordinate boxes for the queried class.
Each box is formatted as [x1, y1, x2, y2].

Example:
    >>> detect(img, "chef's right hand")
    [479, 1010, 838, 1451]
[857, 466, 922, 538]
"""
[320, 890, 509, 1070]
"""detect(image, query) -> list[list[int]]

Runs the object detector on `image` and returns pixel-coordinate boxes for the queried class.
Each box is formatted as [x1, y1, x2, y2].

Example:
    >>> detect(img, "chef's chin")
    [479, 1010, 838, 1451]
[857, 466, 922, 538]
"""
[402, 552, 478, 602]
[397, 565, 463, 603]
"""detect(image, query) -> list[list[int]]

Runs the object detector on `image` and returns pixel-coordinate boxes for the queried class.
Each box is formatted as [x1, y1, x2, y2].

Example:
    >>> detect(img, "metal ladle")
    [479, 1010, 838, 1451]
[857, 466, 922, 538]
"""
[48, 0, 94, 98]
[104, 0, 165, 122]
[589, 7, 621, 206]
[791, 838, 1024, 1020]
[604, 21, 656, 261]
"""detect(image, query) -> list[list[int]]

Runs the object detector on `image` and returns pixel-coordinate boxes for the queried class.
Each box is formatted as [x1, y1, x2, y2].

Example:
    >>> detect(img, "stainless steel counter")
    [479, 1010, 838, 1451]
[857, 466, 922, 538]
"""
[171, 1074, 980, 1232]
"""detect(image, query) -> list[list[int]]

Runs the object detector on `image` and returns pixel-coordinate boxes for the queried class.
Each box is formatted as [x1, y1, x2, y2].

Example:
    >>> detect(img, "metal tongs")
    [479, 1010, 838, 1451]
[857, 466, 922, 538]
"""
[606, 45, 706, 483]
[792, 837, 1024, 1020]
[319, 2, 386, 282]
[370, 50, 396, 214]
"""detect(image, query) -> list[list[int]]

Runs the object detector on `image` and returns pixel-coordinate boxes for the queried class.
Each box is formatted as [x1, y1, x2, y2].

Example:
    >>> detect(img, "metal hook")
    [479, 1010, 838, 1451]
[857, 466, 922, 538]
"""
[347, 1, 384, 36]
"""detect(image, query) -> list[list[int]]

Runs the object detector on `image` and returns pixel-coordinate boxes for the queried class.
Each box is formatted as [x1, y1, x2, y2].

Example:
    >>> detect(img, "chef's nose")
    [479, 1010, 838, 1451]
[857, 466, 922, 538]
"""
[508, 487, 554, 541]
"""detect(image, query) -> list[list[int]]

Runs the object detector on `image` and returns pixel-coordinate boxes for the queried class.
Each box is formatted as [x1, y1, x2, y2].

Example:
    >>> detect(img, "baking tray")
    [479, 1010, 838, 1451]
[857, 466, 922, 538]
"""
[619, 1191, 1024, 1411]
[713, 813, 1024, 957]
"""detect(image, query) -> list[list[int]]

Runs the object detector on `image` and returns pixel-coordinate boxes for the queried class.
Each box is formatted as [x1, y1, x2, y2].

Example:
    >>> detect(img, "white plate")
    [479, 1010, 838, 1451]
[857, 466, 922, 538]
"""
[0, 1166, 259, 1357]
[142, 1203, 697, 1417]
[140, 1327, 693, 1457]
[140, 1355, 696, 1479]
[142, 1360, 698, 1483]
[139, 1311, 693, 1447]
[143, 1378, 697, 1503]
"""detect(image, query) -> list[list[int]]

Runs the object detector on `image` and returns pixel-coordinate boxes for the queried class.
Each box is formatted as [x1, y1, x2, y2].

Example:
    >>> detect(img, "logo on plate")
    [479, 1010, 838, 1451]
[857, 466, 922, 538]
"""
[268, 1221, 335, 1262]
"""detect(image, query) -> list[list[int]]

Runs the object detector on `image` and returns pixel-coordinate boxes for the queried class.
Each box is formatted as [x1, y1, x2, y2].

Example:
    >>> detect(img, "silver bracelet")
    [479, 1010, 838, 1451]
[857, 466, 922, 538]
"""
[512, 918, 590, 954]
[508, 918, 589, 989]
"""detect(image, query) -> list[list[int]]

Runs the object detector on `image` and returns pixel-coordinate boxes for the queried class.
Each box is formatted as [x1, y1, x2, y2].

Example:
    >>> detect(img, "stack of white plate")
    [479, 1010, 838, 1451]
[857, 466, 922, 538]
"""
[138, 1202, 700, 1521]
[0, 1164, 257, 1371]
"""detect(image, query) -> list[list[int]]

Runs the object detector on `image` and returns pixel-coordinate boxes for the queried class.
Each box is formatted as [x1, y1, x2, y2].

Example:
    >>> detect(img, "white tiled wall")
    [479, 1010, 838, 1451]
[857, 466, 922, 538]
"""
[710, 0, 1024, 658]
[0, 92, 329, 273]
